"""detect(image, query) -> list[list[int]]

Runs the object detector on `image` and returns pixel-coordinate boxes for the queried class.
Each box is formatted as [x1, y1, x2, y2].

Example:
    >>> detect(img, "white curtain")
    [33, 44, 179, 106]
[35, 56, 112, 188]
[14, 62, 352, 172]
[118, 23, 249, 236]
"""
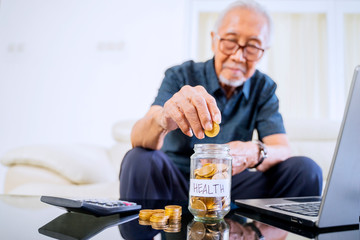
[197, 12, 219, 61]
[344, 14, 360, 96]
[196, 10, 360, 121]
[266, 13, 328, 120]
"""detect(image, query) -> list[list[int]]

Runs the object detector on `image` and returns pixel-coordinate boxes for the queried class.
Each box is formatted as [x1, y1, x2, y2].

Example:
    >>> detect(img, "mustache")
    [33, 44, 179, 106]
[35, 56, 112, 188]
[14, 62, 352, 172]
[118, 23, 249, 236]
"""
[222, 63, 246, 72]
[219, 75, 245, 87]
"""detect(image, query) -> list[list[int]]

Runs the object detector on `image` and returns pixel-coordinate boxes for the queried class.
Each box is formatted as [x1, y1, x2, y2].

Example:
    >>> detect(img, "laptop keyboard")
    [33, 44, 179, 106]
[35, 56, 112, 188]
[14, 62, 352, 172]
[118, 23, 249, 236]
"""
[269, 202, 320, 217]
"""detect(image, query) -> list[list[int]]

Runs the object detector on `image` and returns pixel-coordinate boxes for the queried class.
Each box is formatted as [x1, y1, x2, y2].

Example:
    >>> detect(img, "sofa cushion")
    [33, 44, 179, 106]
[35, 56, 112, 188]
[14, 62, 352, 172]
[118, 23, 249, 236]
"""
[8, 181, 120, 198]
[3, 164, 71, 193]
[0, 144, 116, 184]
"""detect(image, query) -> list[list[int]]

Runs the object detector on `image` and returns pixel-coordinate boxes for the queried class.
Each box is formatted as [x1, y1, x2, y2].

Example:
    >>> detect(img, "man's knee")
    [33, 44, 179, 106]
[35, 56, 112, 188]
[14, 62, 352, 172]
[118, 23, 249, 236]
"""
[119, 147, 188, 199]
[120, 147, 164, 177]
[285, 156, 322, 180]
[120, 147, 163, 198]
[280, 156, 323, 195]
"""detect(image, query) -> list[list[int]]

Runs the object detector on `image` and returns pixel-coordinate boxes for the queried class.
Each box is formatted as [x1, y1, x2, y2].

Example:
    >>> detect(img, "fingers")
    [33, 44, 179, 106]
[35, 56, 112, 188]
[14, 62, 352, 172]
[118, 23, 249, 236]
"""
[232, 155, 248, 175]
[163, 99, 193, 137]
[163, 85, 221, 139]
[202, 91, 221, 124]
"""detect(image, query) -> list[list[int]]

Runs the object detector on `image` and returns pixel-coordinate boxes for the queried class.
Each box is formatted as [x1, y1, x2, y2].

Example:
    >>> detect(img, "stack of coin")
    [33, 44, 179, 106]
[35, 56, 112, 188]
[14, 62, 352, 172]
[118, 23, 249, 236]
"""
[138, 205, 182, 232]
[165, 205, 182, 223]
[138, 209, 154, 225]
[139, 209, 154, 221]
[150, 213, 169, 230]
[164, 222, 182, 233]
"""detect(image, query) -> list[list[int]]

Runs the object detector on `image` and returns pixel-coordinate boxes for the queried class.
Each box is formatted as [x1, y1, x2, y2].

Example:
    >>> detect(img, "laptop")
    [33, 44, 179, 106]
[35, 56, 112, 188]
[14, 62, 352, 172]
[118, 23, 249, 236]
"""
[235, 65, 360, 228]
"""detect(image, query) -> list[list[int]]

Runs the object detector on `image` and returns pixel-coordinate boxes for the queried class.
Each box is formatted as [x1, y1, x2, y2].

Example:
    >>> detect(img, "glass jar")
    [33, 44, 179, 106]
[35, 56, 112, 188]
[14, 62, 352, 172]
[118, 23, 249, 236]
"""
[188, 144, 232, 221]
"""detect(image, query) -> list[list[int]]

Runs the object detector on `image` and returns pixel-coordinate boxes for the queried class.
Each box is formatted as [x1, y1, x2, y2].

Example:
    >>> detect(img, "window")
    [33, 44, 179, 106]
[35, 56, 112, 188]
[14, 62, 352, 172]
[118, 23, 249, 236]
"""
[189, 0, 360, 121]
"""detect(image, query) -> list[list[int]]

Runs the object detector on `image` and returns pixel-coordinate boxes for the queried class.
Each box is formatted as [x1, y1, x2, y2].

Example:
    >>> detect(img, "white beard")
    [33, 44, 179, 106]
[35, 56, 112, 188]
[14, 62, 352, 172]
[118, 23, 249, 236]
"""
[219, 75, 245, 87]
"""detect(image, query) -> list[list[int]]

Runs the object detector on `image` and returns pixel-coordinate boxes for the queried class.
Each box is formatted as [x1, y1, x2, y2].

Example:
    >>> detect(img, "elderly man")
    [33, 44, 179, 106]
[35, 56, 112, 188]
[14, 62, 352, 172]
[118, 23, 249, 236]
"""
[119, 0, 322, 200]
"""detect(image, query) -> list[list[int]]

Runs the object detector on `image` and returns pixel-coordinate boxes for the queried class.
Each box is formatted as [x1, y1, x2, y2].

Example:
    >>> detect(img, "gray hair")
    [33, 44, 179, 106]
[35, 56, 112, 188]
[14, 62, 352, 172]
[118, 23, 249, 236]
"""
[213, 0, 273, 47]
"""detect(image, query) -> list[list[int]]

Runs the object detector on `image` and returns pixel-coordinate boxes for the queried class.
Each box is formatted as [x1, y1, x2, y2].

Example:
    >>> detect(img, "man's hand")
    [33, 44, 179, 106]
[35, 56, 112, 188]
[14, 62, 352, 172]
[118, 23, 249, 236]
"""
[161, 85, 221, 139]
[228, 134, 292, 175]
[228, 141, 259, 175]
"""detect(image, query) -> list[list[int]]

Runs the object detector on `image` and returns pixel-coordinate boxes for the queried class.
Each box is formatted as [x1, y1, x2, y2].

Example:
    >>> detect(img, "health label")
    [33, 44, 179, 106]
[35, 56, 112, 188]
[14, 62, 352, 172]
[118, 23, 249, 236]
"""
[189, 179, 230, 198]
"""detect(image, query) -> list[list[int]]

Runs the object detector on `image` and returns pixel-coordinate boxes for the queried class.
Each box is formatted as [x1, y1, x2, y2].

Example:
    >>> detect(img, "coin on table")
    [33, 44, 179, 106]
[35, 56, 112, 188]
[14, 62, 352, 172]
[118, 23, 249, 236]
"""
[204, 122, 220, 137]
[165, 205, 182, 220]
[139, 209, 155, 220]
[150, 213, 169, 224]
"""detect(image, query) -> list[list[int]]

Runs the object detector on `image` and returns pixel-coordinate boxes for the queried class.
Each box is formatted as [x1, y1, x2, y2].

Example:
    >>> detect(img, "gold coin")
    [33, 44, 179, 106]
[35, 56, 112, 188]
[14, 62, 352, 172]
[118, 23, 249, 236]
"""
[165, 205, 182, 212]
[211, 172, 226, 180]
[139, 209, 155, 220]
[197, 164, 215, 177]
[203, 164, 217, 177]
[190, 221, 206, 240]
[164, 227, 181, 233]
[191, 199, 207, 211]
[151, 222, 168, 230]
[204, 122, 220, 137]
[150, 213, 169, 223]
[168, 218, 182, 223]
[165, 206, 182, 220]
[138, 220, 151, 225]
[152, 209, 165, 214]
[195, 174, 212, 179]
[215, 163, 228, 172]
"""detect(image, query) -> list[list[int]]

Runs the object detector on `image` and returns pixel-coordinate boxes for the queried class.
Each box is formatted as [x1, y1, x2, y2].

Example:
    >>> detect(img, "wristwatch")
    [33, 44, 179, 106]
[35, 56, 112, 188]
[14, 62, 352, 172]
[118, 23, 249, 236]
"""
[252, 140, 268, 168]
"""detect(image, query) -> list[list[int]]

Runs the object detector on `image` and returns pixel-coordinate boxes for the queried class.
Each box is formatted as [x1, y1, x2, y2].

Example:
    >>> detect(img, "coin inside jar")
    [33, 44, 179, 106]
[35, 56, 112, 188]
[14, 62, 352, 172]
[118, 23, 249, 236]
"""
[191, 199, 207, 216]
[196, 164, 216, 177]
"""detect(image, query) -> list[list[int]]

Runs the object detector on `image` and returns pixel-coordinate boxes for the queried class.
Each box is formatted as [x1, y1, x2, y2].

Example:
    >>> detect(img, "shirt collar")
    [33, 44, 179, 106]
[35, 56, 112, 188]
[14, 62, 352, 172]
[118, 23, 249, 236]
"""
[242, 76, 251, 100]
[205, 58, 222, 95]
[206, 58, 252, 100]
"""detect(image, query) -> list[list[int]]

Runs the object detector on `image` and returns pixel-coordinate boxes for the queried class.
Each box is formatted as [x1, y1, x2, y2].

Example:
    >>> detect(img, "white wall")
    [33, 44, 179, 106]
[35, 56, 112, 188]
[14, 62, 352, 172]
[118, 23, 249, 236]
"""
[0, 0, 189, 156]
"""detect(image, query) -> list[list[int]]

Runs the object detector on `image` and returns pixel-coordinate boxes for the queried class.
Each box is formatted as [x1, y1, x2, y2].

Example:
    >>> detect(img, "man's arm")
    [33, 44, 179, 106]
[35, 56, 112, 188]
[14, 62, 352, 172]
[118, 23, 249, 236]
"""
[257, 133, 291, 172]
[131, 85, 222, 150]
[131, 105, 168, 150]
[229, 133, 291, 175]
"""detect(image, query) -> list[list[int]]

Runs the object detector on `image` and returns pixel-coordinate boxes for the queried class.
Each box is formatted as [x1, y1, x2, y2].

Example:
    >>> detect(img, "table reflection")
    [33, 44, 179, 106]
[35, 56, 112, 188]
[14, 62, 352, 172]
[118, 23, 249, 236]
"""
[187, 219, 229, 239]
[37, 199, 359, 240]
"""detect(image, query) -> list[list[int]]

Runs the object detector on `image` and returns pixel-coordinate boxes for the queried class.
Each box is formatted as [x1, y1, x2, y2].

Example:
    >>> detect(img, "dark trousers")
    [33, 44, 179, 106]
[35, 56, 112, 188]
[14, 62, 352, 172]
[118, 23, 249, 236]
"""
[119, 147, 323, 200]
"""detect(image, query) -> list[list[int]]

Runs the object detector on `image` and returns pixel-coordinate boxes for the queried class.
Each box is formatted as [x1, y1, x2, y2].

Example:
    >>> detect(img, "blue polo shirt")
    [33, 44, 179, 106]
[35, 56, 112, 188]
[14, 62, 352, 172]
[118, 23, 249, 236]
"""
[152, 58, 285, 175]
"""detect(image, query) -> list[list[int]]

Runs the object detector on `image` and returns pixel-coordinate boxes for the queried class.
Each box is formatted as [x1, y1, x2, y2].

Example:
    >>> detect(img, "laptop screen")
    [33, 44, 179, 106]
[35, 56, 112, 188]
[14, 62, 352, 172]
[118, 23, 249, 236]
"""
[318, 66, 360, 228]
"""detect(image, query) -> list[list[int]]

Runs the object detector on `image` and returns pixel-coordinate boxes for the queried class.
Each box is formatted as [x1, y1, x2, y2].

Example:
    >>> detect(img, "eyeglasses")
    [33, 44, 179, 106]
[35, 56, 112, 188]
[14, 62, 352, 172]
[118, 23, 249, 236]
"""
[216, 35, 265, 61]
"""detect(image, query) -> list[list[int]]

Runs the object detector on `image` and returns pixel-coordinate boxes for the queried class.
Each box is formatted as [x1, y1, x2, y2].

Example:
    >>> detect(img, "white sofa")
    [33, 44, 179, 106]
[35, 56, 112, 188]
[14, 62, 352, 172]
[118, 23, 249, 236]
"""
[0, 119, 340, 198]
[0, 120, 134, 198]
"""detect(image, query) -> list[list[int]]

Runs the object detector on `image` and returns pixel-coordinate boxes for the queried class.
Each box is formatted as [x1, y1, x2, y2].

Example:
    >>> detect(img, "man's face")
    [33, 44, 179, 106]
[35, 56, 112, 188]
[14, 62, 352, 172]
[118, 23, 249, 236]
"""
[211, 8, 268, 86]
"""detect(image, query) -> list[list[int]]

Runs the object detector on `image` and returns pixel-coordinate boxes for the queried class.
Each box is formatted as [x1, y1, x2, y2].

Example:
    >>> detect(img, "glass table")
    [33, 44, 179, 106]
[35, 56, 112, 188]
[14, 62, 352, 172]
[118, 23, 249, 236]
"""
[0, 194, 358, 239]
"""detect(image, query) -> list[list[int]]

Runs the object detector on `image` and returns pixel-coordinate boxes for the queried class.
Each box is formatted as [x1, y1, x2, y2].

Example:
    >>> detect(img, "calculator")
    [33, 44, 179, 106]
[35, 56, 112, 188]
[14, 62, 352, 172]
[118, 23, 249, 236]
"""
[41, 196, 142, 216]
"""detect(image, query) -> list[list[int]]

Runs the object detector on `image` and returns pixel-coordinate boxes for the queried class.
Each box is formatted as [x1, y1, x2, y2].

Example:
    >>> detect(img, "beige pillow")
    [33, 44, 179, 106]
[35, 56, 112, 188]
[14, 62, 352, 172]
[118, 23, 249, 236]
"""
[0, 144, 116, 184]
